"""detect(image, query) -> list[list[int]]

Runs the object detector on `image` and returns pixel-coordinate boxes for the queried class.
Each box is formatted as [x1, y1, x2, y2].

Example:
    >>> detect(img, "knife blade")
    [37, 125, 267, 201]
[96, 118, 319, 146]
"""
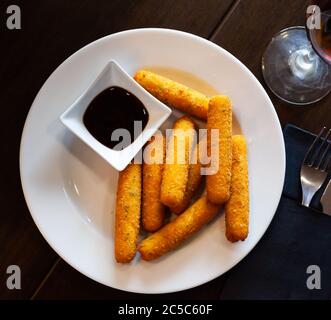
[320, 179, 331, 216]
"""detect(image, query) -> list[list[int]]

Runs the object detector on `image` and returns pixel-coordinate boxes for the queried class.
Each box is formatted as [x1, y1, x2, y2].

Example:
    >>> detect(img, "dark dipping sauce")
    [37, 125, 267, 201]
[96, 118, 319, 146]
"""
[83, 86, 149, 150]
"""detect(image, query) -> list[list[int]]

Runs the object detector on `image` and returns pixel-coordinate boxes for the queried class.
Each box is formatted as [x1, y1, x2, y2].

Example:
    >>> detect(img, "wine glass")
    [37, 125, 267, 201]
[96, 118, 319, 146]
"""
[262, 0, 331, 105]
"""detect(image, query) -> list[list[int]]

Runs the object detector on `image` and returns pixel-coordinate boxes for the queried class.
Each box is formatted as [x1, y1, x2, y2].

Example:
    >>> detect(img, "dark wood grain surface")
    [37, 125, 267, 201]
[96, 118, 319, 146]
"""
[211, 0, 331, 134]
[0, 0, 234, 300]
[1, 0, 329, 300]
[32, 259, 227, 300]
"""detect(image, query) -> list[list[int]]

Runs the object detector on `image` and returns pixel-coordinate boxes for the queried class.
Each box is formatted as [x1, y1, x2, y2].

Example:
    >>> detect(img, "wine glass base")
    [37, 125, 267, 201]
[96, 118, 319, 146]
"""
[262, 26, 331, 105]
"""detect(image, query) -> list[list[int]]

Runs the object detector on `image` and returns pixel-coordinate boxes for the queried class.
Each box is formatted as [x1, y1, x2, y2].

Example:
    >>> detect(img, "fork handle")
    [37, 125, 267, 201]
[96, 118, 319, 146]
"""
[302, 190, 315, 207]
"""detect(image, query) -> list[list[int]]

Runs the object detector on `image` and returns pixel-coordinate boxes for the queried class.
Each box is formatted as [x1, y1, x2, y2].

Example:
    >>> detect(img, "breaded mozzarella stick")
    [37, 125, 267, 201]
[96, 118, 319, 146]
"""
[139, 195, 220, 261]
[170, 141, 202, 214]
[160, 116, 196, 209]
[142, 133, 166, 232]
[134, 70, 209, 120]
[225, 135, 249, 242]
[115, 163, 141, 263]
[206, 95, 232, 204]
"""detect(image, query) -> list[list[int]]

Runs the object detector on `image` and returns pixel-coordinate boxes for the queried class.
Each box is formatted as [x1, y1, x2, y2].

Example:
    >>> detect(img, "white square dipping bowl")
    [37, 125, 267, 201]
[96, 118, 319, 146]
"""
[60, 60, 172, 171]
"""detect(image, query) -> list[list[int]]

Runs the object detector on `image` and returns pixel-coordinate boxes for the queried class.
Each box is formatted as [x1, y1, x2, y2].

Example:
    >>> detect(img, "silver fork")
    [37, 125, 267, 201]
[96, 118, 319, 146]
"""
[301, 127, 331, 207]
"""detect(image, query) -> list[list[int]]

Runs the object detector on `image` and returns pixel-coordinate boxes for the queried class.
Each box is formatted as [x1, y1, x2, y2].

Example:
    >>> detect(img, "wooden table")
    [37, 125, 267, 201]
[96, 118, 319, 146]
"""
[1, 0, 329, 299]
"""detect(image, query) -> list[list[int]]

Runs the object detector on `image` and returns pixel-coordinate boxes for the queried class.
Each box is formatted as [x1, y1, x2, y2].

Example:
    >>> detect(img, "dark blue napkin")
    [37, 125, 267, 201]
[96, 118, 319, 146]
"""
[220, 124, 331, 300]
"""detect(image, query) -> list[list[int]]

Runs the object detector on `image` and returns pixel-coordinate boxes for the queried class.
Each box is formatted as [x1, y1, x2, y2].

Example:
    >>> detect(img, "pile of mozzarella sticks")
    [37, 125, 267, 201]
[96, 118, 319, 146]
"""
[115, 70, 249, 263]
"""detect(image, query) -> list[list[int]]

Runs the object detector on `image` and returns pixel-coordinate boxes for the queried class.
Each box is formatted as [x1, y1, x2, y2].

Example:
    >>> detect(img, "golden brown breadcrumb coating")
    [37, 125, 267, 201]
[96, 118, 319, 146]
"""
[206, 95, 232, 204]
[225, 135, 249, 242]
[115, 163, 141, 263]
[170, 141, 203, 214]
[134, 70, 209, 120]
[139, 195, 220, 260]
[142, 133, 166, 232]
[160, 116, 196, 209]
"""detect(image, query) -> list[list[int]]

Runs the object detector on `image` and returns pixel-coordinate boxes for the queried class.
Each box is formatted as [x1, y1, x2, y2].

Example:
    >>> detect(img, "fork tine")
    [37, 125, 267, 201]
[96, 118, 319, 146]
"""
[317, 141, 331, 170]
[304, 127, 326, 165]
[314, 129, 331, 168]
[310, 130, 330, 169]
[322, 154, 331, 172]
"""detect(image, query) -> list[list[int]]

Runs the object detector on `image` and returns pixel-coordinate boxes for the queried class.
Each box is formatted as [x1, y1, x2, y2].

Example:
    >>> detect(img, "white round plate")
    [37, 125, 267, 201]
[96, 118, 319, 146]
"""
[20, 29, 285, 294]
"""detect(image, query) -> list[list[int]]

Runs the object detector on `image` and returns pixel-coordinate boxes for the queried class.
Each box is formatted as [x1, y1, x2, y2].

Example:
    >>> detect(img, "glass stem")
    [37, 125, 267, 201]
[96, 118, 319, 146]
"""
[288, 48, 319, 80]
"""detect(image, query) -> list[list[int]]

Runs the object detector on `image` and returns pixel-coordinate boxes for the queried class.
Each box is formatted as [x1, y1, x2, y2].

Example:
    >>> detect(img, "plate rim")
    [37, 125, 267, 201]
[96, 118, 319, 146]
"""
[19, 28, 286, 294]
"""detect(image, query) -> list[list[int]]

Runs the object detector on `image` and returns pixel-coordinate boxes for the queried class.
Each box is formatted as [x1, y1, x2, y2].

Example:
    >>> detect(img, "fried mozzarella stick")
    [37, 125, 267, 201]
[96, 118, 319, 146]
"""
[134, 70, 209, 120]
[142, 133, 166, 232]
[225, 135, 249, 242]
[206, 95, 232, 204]
[170, 142, 203, 214]
[160, 116, 196, 209]
[115, 163, 141, 263]
[139, 195, 220, 260]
